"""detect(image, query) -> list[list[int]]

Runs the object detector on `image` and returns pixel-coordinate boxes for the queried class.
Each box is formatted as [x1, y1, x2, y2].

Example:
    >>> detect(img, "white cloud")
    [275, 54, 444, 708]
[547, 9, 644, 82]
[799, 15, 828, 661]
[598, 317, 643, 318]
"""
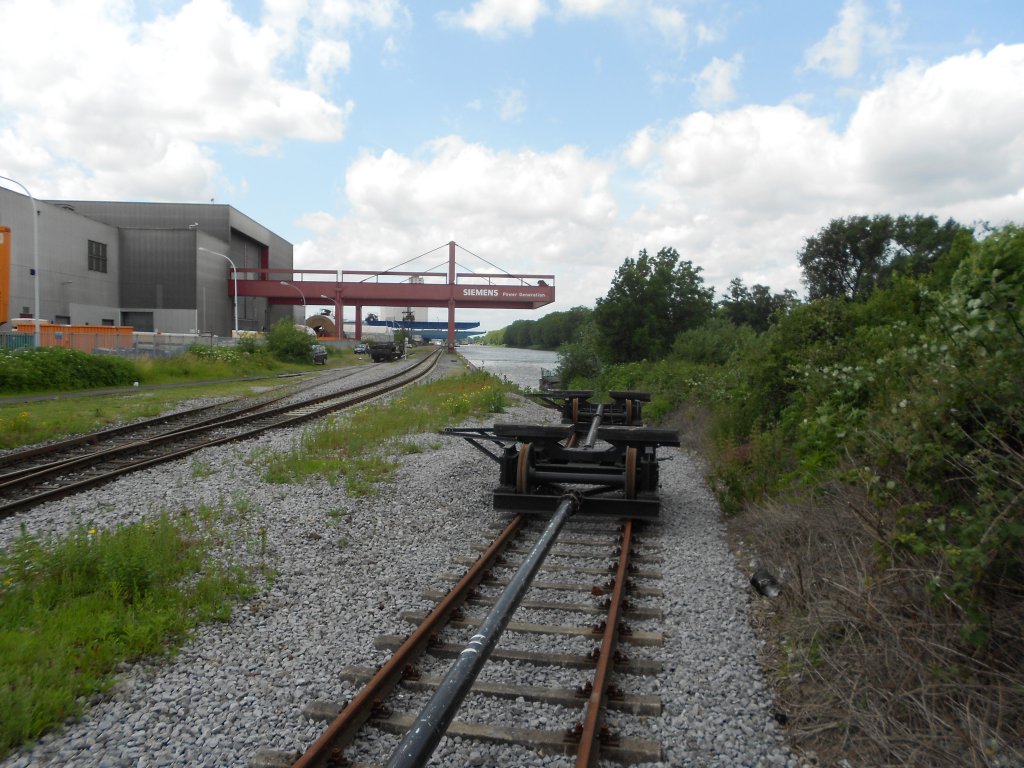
[499, 89, 528, 122]
[306, 39, 354, 94]
[293, 136, 625, 319]
[624, 44, 1024, 295]
[848, 45, 1024, 211]
[558, 0, 616, 15]
[804, 0, 904, 79]
[648, 5, 686, 38]
[0, 0, 372, 199]
[695, 22, 722, 45]
[694, 55, 743, 108]
[439, 0, 549, 36]
[805, 0, 869, 77]
[293, 43, 1024, 323]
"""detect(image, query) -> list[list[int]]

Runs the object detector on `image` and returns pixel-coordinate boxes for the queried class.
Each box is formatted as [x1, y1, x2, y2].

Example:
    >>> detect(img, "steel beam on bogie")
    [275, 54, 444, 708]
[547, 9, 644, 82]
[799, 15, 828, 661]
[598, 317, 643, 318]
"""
[384, 494, 581, 768]
[596, 426, 681, 448]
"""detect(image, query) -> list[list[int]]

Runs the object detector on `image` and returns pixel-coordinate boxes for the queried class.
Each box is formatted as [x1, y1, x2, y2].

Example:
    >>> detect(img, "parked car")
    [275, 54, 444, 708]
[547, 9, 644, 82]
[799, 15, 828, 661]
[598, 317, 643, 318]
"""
[311, 344, 328, 365]
[353, 344, 367, 354]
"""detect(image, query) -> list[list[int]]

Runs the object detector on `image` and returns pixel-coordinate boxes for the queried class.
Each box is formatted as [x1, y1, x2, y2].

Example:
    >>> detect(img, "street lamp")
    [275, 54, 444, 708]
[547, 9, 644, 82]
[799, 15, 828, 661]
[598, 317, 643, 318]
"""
[197, 246, 238, 335]
[319, 294, 343, 336]
[281, 281, 307, 319]
[0, 174, 40, 348]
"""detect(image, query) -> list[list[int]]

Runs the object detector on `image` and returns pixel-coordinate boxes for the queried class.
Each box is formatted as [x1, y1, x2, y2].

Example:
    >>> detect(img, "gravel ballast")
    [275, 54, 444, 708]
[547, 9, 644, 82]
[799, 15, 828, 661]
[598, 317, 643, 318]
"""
[0, 357, 800, 767]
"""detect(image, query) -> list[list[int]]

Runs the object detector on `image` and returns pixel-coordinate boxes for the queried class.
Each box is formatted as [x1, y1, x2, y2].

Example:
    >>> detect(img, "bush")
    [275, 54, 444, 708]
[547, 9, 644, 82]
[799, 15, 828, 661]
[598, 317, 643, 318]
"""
[0, 348, 139, 393]
[265, 319, 315, 363]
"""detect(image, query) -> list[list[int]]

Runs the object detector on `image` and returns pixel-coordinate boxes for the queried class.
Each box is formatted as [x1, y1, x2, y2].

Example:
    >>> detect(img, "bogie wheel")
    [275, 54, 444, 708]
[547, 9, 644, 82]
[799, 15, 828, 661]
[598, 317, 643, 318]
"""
[624, 446, 638, 499]
[516, 443, 533, 494]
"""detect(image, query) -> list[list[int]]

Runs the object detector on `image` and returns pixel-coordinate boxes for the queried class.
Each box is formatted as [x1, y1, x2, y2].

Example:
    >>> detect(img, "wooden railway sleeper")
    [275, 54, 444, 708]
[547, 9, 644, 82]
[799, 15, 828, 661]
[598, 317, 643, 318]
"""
[326, 747, 349, 767]
[400, 664, 421, 681]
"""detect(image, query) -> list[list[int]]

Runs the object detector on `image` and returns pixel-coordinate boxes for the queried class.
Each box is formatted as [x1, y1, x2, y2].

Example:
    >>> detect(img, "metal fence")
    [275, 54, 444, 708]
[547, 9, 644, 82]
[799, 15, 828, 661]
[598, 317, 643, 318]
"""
[0, 331, 234, 358]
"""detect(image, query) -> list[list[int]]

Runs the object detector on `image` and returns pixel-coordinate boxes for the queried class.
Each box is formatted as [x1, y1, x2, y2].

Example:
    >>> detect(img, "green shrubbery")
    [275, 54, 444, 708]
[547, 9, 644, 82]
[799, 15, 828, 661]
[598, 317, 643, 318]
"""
[706, 227, 1023, 642]
[0, 347, 139, 392]
[0, 324, 326, 395]
[265, 318, 316, 363]
[560, 221, 1023, 764]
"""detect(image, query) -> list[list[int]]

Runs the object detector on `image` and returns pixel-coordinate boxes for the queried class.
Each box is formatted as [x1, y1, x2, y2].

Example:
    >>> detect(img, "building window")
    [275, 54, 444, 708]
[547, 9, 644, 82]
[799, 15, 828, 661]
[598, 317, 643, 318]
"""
[88, 240, 107, 273]
[54, 315, 71, 325]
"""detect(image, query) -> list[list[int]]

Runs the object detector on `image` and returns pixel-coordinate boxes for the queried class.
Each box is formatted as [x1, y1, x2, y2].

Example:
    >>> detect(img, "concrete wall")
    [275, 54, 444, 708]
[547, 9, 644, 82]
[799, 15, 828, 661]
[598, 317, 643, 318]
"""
[0, 188, 121, 327]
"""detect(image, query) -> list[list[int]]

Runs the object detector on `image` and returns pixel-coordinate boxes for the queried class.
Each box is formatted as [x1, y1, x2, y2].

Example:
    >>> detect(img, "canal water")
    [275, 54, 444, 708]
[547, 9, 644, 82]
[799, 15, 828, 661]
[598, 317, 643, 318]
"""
[457, 345, 560, 391]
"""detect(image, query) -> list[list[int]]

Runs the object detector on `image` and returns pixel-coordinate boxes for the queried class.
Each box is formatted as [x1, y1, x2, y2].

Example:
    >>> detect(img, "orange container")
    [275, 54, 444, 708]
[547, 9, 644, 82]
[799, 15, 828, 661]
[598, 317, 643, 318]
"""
[13, 322, 134, 351]
[0, 226, 10, 325]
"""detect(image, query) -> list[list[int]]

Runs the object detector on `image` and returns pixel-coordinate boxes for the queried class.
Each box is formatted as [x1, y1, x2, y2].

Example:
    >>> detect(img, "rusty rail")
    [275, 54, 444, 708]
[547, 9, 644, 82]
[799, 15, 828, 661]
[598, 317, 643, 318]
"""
[291, 514, 526, 768]
[575, 517, 634, 767]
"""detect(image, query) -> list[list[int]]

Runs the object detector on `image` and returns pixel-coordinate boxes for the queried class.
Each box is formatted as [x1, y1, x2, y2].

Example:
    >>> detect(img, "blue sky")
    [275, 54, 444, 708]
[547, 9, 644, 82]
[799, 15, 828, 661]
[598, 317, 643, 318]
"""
[1, 0, 1022, 329]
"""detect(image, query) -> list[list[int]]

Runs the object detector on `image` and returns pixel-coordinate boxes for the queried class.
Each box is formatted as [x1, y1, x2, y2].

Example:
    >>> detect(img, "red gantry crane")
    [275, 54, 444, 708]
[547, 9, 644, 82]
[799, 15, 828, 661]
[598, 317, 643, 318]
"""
[234, 241, 554, 349]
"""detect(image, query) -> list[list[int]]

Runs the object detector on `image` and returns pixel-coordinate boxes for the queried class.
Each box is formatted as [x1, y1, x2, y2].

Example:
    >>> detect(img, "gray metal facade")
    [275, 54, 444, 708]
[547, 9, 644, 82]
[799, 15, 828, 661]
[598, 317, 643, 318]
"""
[0, 191, 294, 337]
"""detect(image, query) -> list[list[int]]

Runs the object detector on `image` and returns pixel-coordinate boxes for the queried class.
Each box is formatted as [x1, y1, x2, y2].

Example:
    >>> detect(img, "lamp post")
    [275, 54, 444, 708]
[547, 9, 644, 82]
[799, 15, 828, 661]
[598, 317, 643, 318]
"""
[319, 294, 343, 337]
[281, 280, 306, 320]
[197, 246, 238, 335]
[0, 174, 41, 348]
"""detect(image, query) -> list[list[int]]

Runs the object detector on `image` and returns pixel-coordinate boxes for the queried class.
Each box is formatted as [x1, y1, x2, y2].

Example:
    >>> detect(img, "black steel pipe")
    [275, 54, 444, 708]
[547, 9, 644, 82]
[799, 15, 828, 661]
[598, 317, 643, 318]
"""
[532, 469, 626, 487]
[582, 403, 604, 448]
[384, 494, 580, 768]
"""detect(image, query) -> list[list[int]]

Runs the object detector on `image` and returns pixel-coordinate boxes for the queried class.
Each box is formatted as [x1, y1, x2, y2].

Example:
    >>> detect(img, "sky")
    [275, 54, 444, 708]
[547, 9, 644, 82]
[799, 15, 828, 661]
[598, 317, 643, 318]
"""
[1, 0, 1022, 331]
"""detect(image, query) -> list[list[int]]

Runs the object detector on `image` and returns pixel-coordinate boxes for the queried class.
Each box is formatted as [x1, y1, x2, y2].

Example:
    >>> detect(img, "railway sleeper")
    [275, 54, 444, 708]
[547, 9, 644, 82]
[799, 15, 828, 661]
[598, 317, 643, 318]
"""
[331, 666, 661, 715]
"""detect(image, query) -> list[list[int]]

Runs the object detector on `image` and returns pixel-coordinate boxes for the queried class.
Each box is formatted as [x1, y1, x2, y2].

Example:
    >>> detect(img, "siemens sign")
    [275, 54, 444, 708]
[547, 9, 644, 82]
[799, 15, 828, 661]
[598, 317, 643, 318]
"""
[460, 287, 550, 299]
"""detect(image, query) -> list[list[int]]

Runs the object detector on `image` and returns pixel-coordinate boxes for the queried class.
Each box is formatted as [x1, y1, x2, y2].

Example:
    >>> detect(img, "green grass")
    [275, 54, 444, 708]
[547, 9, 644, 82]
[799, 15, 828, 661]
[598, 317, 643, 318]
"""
[0, 381, 263, 450]
[0, 350, 369, 451]
[253, 370, 513, 495]
[0, 507, 261, 759]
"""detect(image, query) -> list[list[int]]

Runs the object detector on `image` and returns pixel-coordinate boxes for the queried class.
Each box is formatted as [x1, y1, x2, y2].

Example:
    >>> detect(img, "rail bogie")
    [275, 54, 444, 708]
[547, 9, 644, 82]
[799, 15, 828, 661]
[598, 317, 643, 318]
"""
[446, 389, 679, 519]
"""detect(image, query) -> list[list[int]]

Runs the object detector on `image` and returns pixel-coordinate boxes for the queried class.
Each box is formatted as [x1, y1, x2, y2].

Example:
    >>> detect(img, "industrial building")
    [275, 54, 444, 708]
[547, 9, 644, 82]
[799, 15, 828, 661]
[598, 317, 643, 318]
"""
[0, 186, 294, 337]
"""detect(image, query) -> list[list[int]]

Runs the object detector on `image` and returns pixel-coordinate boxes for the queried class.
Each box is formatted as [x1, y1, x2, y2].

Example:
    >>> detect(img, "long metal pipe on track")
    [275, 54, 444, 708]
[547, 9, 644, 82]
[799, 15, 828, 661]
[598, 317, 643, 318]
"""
[384, 493, 581, 768]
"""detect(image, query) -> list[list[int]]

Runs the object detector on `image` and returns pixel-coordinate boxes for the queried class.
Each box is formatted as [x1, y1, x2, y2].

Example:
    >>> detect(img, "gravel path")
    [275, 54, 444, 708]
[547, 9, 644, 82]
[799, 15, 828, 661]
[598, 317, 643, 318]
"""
[0, 356, 800, 768]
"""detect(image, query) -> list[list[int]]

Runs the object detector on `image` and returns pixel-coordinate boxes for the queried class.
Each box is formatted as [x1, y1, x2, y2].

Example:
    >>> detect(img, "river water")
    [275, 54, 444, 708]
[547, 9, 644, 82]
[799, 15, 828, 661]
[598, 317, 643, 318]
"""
[457, 345, 560, 390]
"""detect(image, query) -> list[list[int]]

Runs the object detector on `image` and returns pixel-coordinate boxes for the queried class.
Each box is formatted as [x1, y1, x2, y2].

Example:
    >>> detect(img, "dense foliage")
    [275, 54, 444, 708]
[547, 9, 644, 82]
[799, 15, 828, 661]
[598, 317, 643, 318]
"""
[560, 220, 1023, 765]
[798, 213, 967, 300]
[0, 324, 326, 396]
[593, 246, 714, 363]
[485, 306, 592, 349]
[265, 318, 317, 362]
[0, 347, 138, 392]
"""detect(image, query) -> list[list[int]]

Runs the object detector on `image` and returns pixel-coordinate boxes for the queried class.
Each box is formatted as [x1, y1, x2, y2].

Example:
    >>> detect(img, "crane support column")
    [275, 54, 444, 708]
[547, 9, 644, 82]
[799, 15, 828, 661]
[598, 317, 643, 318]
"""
[447, 240, 456, 351]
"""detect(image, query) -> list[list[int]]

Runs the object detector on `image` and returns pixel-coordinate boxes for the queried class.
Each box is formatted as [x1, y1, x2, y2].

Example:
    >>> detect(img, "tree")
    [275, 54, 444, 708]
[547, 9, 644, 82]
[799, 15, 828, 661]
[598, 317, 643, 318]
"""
[800, 214, 967, 301]
[556, 314, 603, 385]
[719, 278, 798, 332]
[495, 307, 593, 350]
[799, 215, 895, 301]
[593, 247, 714, 363]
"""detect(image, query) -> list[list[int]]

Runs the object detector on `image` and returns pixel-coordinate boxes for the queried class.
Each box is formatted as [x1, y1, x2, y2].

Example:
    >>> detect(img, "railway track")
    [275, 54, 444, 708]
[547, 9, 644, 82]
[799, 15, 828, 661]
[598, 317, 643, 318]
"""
[0, 350, 441, 518]
[254, 512, 665, 768]
[251, 389, 679, 768]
